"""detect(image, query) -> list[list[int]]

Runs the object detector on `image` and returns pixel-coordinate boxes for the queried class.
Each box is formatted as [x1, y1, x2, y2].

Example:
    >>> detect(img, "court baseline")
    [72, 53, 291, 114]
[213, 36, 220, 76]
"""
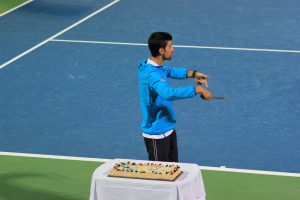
[1, 151, 299, 178]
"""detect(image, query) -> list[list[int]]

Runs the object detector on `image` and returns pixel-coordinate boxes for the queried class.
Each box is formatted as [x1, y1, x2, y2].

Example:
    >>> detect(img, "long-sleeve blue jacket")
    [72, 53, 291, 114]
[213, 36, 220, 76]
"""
[138, 59, 196, 134]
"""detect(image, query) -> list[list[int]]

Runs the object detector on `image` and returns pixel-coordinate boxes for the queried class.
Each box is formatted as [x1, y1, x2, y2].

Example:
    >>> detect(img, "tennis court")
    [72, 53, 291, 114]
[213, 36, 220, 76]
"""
[1, 0, 300, 199]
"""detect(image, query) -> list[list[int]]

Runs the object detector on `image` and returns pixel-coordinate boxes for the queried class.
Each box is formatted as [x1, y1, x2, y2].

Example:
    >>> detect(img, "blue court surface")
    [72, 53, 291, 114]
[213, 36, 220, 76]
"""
[0, 0, 300, 173]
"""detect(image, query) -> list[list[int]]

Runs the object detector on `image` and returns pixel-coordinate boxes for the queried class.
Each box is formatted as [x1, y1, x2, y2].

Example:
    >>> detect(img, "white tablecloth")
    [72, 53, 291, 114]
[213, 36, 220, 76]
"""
[89, 159, 206, 200]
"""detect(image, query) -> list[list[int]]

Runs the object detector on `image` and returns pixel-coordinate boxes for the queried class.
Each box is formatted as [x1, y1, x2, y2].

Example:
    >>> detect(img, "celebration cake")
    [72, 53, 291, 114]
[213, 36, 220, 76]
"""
[108, 161, 182, 181]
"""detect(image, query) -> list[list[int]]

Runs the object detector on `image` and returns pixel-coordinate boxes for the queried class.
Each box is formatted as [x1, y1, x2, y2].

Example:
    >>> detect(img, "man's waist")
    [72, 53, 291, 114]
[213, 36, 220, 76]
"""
[143, 129, 174, 139]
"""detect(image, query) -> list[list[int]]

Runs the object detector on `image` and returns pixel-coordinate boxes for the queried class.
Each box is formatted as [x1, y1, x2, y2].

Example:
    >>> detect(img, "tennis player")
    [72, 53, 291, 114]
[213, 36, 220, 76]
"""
[138, 32, 212, 162]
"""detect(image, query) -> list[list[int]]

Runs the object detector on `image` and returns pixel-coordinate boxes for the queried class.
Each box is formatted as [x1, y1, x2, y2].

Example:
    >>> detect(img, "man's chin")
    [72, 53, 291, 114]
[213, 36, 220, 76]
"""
[163, 56, 172, 61]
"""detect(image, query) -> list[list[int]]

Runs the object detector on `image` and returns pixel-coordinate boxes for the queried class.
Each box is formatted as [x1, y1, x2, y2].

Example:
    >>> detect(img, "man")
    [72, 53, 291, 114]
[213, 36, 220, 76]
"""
[138, 32, 212, 162]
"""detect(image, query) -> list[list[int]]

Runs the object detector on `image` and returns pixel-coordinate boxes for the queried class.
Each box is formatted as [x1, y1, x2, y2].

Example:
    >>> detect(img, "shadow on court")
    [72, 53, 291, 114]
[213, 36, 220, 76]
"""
[19, 0, 95, 16]
[0, 172, 85, 200]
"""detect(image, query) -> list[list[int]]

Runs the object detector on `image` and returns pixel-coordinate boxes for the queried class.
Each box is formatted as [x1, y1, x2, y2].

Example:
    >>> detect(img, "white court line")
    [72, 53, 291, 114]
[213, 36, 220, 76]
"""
[0, 0, 120, 70]
[51, 39, 147, 46]
[51, 38, 300, 54]
[0, 151, 110, 162]
[199, 166, 300, 177]
[1, 151, 300, 177]
[0, 0, 33, 17]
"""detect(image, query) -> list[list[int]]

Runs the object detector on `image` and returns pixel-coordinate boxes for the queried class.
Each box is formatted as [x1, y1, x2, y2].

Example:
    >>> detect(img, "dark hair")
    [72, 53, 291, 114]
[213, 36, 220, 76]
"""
[148, 32, 172, 57]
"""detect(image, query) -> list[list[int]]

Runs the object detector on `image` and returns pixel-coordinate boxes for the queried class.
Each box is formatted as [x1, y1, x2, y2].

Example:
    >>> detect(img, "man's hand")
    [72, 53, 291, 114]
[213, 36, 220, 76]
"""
[195, 86, 212, 101]
[195, 72, 209, 88]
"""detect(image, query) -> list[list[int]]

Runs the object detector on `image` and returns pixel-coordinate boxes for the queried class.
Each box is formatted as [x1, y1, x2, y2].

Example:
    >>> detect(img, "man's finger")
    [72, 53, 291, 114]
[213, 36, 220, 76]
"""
[196, 75, 207, 80]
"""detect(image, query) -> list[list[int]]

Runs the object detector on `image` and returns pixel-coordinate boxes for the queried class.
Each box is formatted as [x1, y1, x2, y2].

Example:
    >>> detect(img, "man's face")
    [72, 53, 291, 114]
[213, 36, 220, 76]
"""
[161, 40, 174, 60]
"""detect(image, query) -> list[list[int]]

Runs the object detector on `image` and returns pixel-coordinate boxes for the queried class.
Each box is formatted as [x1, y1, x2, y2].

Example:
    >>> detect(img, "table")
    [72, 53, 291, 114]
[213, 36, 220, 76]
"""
[89, 159, 206, 200]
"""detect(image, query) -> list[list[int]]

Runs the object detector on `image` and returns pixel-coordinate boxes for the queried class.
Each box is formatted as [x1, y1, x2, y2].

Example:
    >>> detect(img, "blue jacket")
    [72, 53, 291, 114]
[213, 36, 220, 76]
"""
[138, 59, 196, 134]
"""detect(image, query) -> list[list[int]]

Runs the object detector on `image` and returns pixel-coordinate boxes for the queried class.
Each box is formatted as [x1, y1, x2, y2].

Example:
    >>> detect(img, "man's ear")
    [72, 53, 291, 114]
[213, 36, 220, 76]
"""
[159, 48, 165, 55]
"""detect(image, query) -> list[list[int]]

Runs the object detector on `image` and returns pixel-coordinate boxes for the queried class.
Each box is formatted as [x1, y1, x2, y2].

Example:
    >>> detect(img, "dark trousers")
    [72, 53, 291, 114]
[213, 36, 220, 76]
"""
[144, 130, 179, 162]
